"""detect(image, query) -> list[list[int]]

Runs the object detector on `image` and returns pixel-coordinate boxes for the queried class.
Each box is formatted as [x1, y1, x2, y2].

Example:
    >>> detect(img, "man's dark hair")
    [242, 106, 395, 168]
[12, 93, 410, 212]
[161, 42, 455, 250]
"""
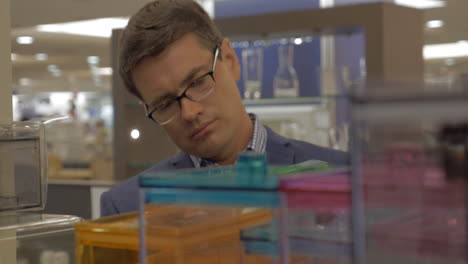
[119, 0, 224, 101]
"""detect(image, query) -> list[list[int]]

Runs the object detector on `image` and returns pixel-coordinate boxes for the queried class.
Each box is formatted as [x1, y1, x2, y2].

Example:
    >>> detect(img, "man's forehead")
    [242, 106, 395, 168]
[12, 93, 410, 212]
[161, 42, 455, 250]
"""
[161, 33, 210, 57]
[133, 34, 214, 100]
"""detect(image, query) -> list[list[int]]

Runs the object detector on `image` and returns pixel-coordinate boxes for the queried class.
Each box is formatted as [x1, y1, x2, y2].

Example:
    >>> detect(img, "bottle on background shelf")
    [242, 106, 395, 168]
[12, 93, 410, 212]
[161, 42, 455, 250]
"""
[242, 47, 263, 99]
[273, 44, 299, 98]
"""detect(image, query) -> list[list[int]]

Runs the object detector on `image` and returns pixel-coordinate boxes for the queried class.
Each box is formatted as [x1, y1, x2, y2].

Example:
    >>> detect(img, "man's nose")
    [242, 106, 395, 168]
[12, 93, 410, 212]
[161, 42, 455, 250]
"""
[179, 97, 203, 121]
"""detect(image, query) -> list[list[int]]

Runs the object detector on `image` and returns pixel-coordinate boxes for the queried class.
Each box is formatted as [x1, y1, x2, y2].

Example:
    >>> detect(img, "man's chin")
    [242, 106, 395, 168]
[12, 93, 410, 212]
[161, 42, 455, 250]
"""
[191, 150, 218, 161]
[188, 145, 222, 161]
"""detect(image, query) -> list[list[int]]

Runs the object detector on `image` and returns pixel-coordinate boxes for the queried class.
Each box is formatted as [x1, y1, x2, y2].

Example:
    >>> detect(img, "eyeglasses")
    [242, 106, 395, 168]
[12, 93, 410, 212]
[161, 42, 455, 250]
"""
[145, 47, 219, 125]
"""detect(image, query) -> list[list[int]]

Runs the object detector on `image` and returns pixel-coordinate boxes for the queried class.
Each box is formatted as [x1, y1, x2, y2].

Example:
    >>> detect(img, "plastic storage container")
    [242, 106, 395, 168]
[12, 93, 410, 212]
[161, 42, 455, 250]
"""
[75, 204, 271, 264]
[0, 120, 82, 264]
[74, 157, 330, 264]
[280, 169, 352, 264]
[0, 121, 47, 212]
[0, 213, 81, 264]
[351, 82, 468, 263]
[240, 169, 352, 264]
[138, 154, 334, 264]
[139, 163, 283, 264]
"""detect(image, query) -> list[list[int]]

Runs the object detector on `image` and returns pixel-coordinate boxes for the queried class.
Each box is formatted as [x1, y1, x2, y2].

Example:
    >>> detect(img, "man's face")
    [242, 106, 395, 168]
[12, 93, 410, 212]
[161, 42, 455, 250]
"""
[132, 33, 248, 162]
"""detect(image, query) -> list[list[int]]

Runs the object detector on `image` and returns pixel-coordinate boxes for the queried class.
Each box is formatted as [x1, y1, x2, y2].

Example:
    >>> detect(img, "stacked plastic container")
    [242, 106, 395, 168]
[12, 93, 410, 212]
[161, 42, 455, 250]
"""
[138, 154, 286, 264]
[280, 169, 352, 264]
[351, 82, 468, 264]
[136, 154, 350, 264]
[75, 154, 333, 263]
[0, 121, 81, 264]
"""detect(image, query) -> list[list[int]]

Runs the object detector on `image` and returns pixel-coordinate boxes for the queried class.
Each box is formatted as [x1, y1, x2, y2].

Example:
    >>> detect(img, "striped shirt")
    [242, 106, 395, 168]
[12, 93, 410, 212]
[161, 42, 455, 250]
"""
[190, 113, 267, 168]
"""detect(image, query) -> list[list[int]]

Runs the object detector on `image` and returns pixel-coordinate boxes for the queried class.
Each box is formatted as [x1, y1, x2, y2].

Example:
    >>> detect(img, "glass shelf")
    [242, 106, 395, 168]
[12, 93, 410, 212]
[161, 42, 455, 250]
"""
[125, 95, 349, 107]
[244, 95, 348, 106]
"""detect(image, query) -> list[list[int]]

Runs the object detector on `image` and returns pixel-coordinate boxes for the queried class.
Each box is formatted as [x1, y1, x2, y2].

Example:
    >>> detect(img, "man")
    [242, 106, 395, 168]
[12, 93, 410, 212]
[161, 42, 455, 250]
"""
[101, 0, 348, 217]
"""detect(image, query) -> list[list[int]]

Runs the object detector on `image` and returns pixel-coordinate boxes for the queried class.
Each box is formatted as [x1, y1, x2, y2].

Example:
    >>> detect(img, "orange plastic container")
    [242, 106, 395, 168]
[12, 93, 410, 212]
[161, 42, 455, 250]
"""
[75, 204, 271, 264]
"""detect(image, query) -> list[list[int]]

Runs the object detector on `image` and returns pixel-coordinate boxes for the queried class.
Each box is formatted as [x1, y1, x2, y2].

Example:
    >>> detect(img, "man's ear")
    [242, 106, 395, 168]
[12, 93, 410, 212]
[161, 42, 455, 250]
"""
[220, 38, 241, 81]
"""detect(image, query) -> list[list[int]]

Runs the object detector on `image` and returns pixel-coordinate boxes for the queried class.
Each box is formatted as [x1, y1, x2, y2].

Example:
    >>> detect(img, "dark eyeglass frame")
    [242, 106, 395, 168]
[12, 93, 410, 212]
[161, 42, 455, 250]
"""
[144, 47, 219, 125]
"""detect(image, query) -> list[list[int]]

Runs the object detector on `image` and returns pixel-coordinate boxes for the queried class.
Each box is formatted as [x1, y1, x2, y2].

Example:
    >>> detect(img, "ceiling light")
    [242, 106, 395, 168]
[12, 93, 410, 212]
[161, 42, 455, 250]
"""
[48, 64, 59, 72]
[35, 53, 48, 61]
[52, 70, 62, 77]
[130, 129, 140, 140]
[36, 18, 129, 38]
[11, 53, 18, 61]
[87, 56, 100, 65]
[457, 40, 468, 45]
[16, 36, 34, 45]
[195, 0, 214, 18]
[444, 58, 455, 66]
[294, 38, 303, 45]
[395, 0, 446, 9]
[426, 20, 444, 29]
[424, 42, 468, 59]
[50, 92, 73, 106]
[47, 64, 63, 77]
[19, 78, 32, 86]
[320, 0, 334, 8]
[94, 67, 113, 76]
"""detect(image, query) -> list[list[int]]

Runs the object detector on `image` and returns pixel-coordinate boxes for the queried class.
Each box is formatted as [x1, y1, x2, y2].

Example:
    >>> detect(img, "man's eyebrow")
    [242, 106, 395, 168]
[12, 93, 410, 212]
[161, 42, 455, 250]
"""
[148, 93, 171, 109]
[147, 64, 208, 108]
[179, 64, 207, 88]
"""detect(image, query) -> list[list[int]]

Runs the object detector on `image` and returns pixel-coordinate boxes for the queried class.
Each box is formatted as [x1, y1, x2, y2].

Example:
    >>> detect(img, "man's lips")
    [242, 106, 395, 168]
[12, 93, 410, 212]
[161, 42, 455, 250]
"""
[191, 120, 216, 140]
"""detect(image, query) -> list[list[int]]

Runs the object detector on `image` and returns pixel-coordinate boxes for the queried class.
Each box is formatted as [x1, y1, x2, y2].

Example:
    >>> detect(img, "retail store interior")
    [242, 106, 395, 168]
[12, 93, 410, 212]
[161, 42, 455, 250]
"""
[1, 0, 468, 263]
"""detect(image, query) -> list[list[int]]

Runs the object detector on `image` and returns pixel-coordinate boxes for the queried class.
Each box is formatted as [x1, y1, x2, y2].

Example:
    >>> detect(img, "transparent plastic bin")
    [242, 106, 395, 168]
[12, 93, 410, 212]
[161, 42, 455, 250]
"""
[239, 169, 352, 263]
[138, 156, 331, 264]
[351, 82, 468, 263]
[139, 166, 282, 264]
[75, 204, 270, 264]
[0, 213, 81, 264]
[0, 121, 47, 213]
[280, 169, 352, 264]
[75, 212, 141, 263]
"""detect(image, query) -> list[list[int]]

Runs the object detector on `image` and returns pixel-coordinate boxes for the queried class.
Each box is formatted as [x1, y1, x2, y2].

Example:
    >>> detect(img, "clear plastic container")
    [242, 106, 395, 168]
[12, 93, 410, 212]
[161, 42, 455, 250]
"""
[280, 169, 352, 264]
[351, 81, 468, 263]
[0, 121, 47, 213]
[75, 205, 270, 264]
[0, 213, 81, 264]
[0, 118, 82, 264]
[139, 165, 282, 264]
[138, 154, 336, 264]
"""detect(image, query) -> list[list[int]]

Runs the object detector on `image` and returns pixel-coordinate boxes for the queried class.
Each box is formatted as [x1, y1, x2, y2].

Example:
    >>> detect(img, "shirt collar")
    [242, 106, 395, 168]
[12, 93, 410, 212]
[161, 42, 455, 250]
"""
[190, 113, 267, 168]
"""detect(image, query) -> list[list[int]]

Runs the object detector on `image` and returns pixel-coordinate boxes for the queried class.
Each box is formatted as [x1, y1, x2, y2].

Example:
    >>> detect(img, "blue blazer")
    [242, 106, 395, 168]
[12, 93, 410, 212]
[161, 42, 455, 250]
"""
[100, 126, 348, 217]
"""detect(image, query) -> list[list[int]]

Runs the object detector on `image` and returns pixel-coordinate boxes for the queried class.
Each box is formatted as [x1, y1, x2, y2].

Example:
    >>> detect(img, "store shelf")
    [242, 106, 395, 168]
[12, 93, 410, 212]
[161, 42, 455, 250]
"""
[48, 178, 116, 186]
